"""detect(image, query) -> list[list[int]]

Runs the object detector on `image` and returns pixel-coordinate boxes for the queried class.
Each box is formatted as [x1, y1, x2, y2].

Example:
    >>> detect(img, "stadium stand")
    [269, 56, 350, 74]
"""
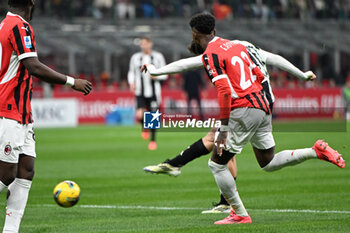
[1, 0, 350, 91]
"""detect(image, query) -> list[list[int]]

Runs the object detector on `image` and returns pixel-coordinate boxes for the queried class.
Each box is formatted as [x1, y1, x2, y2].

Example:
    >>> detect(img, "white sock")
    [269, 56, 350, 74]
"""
[208, 160, 248, 216]
[263, 148, 317, 172]
[0, 181, 7, 194]
[3, 178, 32, 233]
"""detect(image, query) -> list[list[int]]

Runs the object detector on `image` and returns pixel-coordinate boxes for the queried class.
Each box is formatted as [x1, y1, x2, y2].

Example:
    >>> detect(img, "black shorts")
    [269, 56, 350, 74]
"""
[136, 96, 158, 111]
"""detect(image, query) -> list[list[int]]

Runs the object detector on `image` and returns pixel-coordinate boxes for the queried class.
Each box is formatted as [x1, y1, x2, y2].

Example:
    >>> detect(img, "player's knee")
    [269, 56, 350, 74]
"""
[136, 111, 143, 120]
[17, 155, 35, 180]
[1, 168, 17, 186]
[3, 176, 16, 186]
[206, 128, 217, 141]
[17, 164, 35, 180]
[208, 159, 227, 175]
[203, 128, 216, 146]
[26, 169, 35, 180]
[0, 161, 17, 185]
[19, 168, 35, 180]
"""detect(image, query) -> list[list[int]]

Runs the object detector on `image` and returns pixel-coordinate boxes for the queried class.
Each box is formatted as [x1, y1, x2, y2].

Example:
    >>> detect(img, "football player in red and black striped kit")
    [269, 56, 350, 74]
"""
[0, 1, 92, 232]
[189, 12, 344, 225]
[143, 13, 345, 225]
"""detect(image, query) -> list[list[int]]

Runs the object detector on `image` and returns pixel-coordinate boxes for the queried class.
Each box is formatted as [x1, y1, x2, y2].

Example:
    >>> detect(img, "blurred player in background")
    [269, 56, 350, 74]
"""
[182, 69, 204, 120]
[128, 37, 167, 150]
[142, 30, 317, 215]
[0, 0, 92, 232]
[143, 13, 345, 224]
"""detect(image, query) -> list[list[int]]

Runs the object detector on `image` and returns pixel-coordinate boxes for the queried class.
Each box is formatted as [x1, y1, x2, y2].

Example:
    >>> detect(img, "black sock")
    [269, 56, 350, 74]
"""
[139, 119, 144, 131]
[167, 139, 209, 167]
[151, 129, 156, 141]
[219, 193, 229, 205]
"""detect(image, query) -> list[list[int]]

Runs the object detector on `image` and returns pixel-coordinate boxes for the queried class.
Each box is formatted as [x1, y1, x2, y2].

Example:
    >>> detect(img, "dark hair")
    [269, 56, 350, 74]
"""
[8, 0, 31, 8]
[189, 12, 216, 34]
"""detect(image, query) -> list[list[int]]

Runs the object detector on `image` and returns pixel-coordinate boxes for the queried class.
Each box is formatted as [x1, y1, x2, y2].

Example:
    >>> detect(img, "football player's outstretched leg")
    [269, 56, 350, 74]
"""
[257, 140, 345, 172]
[210, 129, 345, 225]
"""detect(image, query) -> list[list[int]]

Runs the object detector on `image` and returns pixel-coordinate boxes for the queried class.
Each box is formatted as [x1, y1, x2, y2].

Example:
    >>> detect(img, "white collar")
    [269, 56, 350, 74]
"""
[7, 12, 29, 24]
[208, 36, 220, 44]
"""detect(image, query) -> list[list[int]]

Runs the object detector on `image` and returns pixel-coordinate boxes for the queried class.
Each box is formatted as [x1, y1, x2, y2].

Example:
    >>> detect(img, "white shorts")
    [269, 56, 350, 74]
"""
[216, 108, 275, 154]
[0, 118, 36, 163]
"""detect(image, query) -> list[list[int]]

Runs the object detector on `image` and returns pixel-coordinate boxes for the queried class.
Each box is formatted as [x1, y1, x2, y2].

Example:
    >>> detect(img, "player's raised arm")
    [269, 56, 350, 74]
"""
[259, 50, 316, 81]
[22, 57, 92, 95]
[141, 55, 203, 76]
[150, 52, 168, 80]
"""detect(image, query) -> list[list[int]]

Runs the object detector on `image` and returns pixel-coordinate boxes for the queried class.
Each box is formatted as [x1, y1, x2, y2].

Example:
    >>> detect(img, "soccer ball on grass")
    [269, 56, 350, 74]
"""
[53, 180, 80, 207]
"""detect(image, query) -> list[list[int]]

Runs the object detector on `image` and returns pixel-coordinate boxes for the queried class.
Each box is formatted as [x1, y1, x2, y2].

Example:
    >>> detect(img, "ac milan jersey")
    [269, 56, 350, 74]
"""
[0, 12, 37, 124]
[202, 37, 270, 119]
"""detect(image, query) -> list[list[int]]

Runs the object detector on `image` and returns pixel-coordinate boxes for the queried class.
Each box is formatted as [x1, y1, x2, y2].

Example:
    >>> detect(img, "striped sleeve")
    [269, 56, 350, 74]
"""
[202, 52, 231, 119]
[202, 53, 228, 83]
[9, 22, 37, 60]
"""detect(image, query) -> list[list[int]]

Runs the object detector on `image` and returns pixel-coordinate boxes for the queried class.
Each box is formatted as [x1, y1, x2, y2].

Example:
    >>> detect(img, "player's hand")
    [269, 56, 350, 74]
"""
[72, 79, 92, 95]
[304, 71, 316, 81]
[129, 83, 135, 92]
[141, 64, 150, 73]
[215, 131, 228, 156]
[141, 64, 157, 76]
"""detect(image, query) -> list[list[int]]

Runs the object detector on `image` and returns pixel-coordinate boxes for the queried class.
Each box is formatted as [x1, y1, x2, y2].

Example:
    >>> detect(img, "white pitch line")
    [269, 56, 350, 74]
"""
[40, 204, 202, 210]
[252, 209, 350, 214]
[35, 204, 350, 214]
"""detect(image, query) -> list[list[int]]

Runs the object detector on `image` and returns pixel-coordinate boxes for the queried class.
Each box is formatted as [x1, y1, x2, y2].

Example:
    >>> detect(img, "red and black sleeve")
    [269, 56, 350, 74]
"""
[202, 52, 231, 119]
[9, 22, 37, 60]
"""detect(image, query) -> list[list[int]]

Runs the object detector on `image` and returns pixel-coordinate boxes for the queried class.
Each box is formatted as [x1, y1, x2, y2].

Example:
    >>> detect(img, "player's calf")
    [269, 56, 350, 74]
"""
[17, 155, 35, 180]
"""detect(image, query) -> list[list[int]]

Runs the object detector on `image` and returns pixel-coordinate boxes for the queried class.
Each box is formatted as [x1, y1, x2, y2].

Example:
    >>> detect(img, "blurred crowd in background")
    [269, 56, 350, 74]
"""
[1, 0, 350, 21]
[1, 0, 350, 95]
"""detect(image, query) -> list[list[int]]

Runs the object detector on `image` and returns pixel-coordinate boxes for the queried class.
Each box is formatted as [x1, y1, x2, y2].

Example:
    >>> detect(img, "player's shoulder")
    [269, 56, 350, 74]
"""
[131, 52, 142, 60]
[234, 40, 260, 51]
[1, 13, 33, 34]
[205, 37, 224, 52]
[231, 40, 250, 46]
[212, 38, 246, 54]
[151, 50, 164, 58]
[4, 13, 30, 26]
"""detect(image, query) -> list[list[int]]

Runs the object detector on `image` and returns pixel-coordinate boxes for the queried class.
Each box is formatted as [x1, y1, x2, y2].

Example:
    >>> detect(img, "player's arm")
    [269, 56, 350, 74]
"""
[141, 55, 203, 76]
[203, 54, 230, 156]
[9, 24, 91, 95]
[22, 57, 92, 95]
[213, 77, 230, 156]
[259, 50, 316, 81]
[150, 53, 168, 80]
[127, 55, 136, 92]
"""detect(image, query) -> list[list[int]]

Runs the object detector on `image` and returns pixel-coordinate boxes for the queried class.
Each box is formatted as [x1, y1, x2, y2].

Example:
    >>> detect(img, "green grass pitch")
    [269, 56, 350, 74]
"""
[0, 123, 349, 232]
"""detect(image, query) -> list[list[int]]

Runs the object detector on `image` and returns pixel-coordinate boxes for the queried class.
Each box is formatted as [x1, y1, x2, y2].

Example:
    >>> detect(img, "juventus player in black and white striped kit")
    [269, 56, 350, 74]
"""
[128, 37, 166, 150]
